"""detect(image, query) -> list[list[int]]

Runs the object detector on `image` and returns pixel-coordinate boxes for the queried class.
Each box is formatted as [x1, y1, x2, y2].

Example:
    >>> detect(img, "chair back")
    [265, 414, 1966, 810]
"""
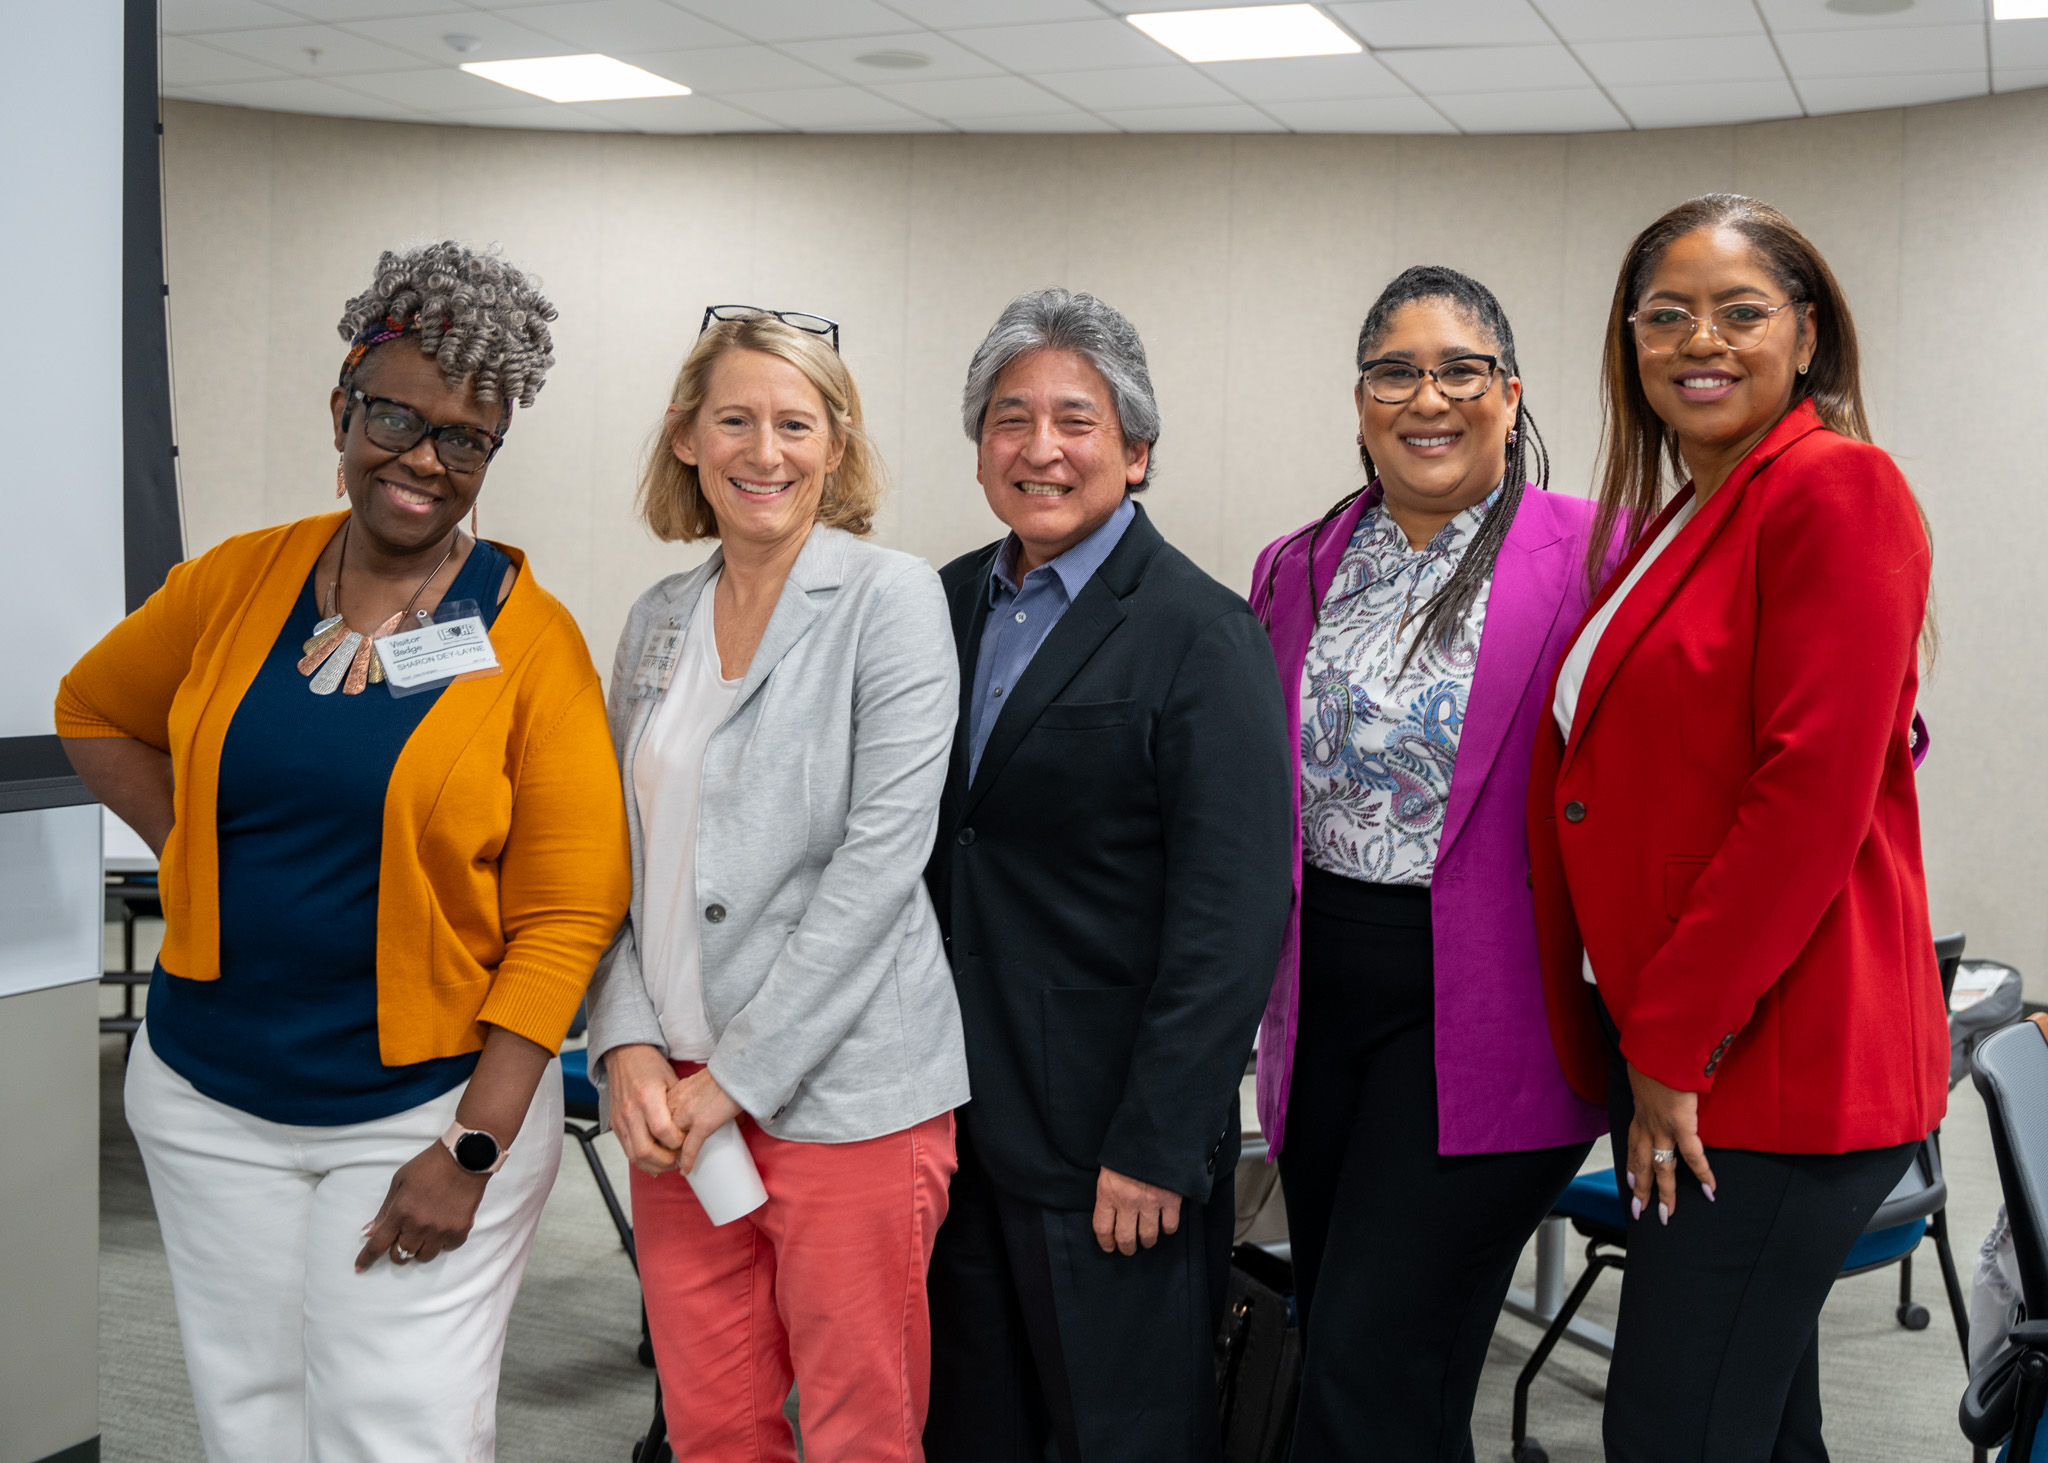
[1971, 1018, 2048, 1315]
[1868, 1132, 1947, 1232]
[1936, 931, 1967, 1004]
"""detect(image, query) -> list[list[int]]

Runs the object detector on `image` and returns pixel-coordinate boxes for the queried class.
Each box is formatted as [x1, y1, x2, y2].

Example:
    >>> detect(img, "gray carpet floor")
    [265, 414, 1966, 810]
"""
[99, 923, 1998, 1461]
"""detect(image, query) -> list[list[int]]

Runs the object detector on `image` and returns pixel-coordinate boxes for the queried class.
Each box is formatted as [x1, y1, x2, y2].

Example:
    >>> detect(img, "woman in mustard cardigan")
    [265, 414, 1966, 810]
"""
[56, 242, 629, 1463]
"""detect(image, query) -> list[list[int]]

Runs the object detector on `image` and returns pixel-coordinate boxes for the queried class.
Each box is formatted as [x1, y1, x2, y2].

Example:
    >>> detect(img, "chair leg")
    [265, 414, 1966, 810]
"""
[566, 1121, 637, 1271]
[635, 1377, 671, 1463]
[1929, 1208, 1972, 1367]
[1513, 1249, 1616, 1451]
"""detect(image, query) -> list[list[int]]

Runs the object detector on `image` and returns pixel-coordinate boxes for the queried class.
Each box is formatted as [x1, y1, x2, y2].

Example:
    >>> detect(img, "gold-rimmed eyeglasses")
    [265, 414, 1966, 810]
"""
[1628, 299, 1803, 355]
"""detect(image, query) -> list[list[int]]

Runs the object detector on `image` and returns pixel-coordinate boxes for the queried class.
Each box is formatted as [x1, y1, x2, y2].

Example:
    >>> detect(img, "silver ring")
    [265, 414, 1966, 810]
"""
[1652, 1147, 1678, 1166]
[393, 1245, 416, 1262]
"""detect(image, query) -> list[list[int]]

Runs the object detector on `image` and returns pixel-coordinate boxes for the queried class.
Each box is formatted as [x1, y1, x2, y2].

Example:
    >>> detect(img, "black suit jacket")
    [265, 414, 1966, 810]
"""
[925, 503, 1293, 1212]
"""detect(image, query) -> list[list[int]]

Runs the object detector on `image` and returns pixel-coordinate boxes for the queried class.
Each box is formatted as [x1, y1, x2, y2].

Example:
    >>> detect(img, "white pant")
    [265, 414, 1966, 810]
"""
[125, 1025, 562, 1463]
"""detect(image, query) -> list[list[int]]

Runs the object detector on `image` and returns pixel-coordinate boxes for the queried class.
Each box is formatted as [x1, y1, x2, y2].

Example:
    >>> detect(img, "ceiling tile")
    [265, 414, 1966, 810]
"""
[161, 0, 302, 33]
[1755, 0, 1987, 32]
[162, 36, 293, 85]
[1796, 71, 1987, 114]
[1606, 75, 1803, 128]
[778, 31, 1008, 83]
[499, 0, 744, 54]
[883, 0, 1101, 24]
[1377, 44, 1592, 94]
[1775, 24, 1986, 78]
[869, 75, 1075, 117]
[1574, 34, 1785, 88]
[334, 65, 554, 110]
[1993, 65, 2048, 93]
[1327, 0, 1553, 50]
[1259, 95, 1458, 132]
[961, 111, 1120, 131]
[185, 75, 432, 118]
[1196, 52, 1410, 102]
[576, 93, 784, 130]
[198, 23, 434, 75]
[1992, 18, 2048, 70]
[1431, 87, 1628, 132]
[625, 45, 842, 92]
[1035, 65, 1233, 111]
[338, 12, 571, 66]
[278, 0, 473, 17]
[673, 0, 912, 42]
[1531, 0, 1763, 43]
[1091, 102, 1285, 132]
[727, 84, 937, 127]
[940, 19, 1178, 73]
[432, 104, 631, 130]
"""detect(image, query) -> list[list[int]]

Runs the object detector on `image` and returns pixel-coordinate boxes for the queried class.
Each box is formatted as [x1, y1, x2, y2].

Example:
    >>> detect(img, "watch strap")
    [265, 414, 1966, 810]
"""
[440, 1118, 509, 1175]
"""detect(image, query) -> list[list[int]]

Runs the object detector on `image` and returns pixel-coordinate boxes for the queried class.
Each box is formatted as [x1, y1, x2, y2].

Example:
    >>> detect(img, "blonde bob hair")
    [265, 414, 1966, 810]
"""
[638, 314, 882, 542]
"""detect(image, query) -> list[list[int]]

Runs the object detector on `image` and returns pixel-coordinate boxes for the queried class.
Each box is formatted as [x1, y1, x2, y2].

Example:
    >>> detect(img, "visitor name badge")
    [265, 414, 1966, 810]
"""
[376, 600, 499, 694]
[632, 620, 685, 699]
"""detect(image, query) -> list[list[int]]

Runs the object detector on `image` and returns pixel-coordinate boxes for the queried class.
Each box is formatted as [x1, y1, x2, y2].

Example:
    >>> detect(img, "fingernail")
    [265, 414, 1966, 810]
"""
[1702, 1184, 1716, 1202]
[1626, 1170, 1636, 1190]
[1631, 1196, 1643, 1220]
[1658, 1202, 1670, 1226]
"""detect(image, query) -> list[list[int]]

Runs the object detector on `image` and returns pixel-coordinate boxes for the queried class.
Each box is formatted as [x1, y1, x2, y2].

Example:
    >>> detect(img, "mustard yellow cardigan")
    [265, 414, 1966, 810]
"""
[56, 512, 630, 1065]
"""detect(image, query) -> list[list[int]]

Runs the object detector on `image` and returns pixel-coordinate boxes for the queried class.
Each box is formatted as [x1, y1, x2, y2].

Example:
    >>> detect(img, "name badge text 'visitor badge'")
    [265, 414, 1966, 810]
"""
[377, 598, 500, 697]
[632, 621, 685, 699]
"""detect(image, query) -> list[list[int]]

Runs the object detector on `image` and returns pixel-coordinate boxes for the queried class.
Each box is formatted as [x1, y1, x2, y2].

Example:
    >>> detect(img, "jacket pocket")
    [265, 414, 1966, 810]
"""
[1664, 856, 1711, 921]
[1042, 985, 1149, 1170]
[1035, 699, 1133, 731]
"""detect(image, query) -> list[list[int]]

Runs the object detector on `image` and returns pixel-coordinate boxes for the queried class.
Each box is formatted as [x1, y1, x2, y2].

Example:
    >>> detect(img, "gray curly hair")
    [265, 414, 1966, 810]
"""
[336, 240, 557, 408]
[961, 287, 1160, 490]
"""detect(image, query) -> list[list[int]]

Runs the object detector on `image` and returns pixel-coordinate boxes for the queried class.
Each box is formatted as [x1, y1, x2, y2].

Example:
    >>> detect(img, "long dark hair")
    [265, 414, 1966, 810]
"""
[1256, 265, 1547, 671]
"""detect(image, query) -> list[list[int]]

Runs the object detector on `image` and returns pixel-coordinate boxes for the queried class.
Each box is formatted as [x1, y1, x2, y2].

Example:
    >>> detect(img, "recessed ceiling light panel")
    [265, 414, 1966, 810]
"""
[1994, 0, 2048, 17]
[460, 54, 690, 104]
[1128, 4, 1361, 64]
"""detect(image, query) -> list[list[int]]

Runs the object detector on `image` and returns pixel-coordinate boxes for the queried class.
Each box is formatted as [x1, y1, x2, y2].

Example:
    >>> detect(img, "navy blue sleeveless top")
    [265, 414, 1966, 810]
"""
[145, 538, 512, 1126]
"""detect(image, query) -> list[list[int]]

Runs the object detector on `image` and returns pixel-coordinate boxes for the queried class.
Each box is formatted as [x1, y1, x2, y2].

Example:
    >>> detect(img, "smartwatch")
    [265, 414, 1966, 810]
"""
[440, 1119, 510, 1176]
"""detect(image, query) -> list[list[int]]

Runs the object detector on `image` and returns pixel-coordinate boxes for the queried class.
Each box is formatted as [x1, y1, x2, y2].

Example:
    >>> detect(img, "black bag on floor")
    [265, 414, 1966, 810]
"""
[1215, 1243, 1301, 1463]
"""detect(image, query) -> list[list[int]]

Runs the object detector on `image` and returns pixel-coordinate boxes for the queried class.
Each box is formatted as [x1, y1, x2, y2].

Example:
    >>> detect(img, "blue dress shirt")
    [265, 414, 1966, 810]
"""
[967, 495, 1136, 781]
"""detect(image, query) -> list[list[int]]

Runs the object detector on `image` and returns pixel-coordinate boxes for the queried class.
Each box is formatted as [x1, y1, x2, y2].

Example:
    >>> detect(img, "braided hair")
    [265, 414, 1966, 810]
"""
[1257, 266, 1547, 675]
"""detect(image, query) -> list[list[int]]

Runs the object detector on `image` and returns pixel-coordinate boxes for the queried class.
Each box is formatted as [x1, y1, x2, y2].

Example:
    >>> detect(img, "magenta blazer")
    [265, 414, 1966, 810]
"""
[1249, 486, 1609, 1158]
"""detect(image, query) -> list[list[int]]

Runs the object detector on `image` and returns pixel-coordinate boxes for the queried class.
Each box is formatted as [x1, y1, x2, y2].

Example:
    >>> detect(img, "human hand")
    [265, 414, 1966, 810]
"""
[1093, 1166, 1184, 1256]
[667, 1070, 745, 1176]
[355, 1141, 490, 1272]
[604, 1043, 685, 1174]
[1626, 1062, 1718, 1225]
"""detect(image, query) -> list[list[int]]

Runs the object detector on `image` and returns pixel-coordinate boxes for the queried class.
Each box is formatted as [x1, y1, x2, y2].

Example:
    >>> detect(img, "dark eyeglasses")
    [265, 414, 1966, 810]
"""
[700, 305, 840, 353]
[345, 390, 505, 474]
[1356, 354, 1503, 405]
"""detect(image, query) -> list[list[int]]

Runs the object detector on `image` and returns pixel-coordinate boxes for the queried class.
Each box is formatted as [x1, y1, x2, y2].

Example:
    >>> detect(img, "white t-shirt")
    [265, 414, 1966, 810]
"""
[1551, 496, 1699, 985]
[632, 574, 742, 1061]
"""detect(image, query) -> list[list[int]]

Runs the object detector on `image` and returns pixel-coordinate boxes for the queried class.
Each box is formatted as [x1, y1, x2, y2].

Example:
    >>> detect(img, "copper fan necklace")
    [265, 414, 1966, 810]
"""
[298, 520, 461, 695]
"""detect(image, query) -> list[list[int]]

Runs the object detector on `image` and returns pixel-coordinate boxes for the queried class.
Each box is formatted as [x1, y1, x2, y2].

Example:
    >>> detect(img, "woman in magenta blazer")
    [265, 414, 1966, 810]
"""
[1249, 267, 1607, 1462]
[1529, 195, 1947, 1461]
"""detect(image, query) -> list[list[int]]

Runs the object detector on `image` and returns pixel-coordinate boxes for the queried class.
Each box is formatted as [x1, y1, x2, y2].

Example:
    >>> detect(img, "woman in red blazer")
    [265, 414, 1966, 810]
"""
[1529, 194, 1948, 1461]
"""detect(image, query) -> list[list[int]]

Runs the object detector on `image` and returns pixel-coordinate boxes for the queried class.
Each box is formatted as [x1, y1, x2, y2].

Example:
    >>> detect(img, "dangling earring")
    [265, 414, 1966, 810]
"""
[335, 458, 346, 499]
[1355, 432, 1364, 445]
[469, 504, 479, 537]
[1506, 428, 1518, 445]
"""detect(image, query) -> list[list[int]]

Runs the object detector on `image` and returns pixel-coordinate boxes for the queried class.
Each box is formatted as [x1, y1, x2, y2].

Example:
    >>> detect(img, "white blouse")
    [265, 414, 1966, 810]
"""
[631, 573, 742, 1060]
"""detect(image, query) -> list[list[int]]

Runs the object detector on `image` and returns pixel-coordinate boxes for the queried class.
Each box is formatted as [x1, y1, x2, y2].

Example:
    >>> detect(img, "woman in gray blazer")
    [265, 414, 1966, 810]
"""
[585, 309, 968, 1461]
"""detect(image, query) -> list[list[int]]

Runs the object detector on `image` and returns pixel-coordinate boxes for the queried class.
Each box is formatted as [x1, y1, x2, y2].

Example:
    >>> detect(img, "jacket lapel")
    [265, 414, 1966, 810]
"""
[947, 543, 999, 799]
[1561, 403, 1825, 775]
[959, 507, 1161, 818]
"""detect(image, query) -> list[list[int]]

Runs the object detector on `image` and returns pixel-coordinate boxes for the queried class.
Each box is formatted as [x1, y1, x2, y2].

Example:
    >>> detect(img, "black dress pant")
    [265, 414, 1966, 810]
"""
[1279, 867, 1591, 1463]
[1595, 994, 1918, 1463]
[924, 1122, 1234, 1463]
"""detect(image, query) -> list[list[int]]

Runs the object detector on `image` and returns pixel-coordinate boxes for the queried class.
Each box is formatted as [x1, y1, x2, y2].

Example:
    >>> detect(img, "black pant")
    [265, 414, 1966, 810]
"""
[925, 1122, 1234, 1463]
[1595, 994, 1918, 1463]
[1279, 867, 1591, 1463]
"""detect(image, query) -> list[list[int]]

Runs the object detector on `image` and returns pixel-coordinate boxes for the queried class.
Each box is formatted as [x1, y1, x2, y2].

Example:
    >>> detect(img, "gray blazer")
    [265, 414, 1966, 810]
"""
[584, 526, 969, 1144]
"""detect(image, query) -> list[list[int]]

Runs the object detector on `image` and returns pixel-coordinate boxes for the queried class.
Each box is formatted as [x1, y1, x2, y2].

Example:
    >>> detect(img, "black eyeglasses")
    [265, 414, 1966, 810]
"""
[700, 305, 840, 353]
[1357, 354, 1503, 405]
[345, 390, 505, 474]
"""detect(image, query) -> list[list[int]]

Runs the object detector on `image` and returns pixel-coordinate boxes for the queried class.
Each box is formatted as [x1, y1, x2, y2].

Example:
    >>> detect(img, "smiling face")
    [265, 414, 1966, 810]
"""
[1356, 298, 1521, 540]
[328, 345, 499, 558]
[976, 348, 1148, 576]
[673, 348, 844, 556]
[1634, 225, 1815, 475]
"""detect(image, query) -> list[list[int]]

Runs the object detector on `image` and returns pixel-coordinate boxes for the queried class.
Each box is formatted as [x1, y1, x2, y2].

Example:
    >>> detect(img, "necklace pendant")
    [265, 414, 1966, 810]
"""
[309, 631, 362, 694]
[341, 636, 376, 695]
[299, 613, 346, 663]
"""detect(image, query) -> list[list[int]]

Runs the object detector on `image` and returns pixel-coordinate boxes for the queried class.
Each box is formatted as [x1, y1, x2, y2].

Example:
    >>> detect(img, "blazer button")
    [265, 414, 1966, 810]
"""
[704, 904, 726, 923]
[1563, 801, 1586, 823]
[957, 828, 976, 846]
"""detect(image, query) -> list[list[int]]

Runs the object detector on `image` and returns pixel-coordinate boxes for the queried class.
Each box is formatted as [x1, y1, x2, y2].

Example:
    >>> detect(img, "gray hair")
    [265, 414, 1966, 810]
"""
[336, 240, 557, 408]
[961, 287, 1161, 489]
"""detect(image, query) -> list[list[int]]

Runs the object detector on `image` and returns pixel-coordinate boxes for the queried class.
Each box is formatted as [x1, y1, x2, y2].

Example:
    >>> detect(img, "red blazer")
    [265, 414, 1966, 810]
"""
[1529, 403, 1948, 1154]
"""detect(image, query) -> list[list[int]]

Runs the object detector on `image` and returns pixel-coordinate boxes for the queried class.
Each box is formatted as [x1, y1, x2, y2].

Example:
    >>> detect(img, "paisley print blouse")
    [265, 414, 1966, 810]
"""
[1299, 485, 1496, 886]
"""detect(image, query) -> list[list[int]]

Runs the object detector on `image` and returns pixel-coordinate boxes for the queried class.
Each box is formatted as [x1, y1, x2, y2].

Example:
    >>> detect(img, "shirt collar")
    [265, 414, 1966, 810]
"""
[990, 494, 1137, 604]
[1360, 479, 1501, 558]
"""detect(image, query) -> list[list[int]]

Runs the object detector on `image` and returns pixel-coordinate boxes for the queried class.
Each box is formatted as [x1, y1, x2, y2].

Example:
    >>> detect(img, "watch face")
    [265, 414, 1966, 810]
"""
[453, 1131, 500, 1172]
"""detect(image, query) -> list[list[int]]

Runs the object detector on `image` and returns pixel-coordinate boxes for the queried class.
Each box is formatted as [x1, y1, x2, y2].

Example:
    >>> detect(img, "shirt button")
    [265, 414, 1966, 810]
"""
[704, 904, 726, 923]
[1014, 611, 1026, 623]
[957, 828, 976, 846]
[993, 686, 1004, 698]
[1563, 800, 1586, 823]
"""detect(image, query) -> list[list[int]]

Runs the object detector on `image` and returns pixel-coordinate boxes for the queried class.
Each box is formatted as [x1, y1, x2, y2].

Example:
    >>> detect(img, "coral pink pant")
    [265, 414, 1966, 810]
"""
[631, 1066, 957, 1463]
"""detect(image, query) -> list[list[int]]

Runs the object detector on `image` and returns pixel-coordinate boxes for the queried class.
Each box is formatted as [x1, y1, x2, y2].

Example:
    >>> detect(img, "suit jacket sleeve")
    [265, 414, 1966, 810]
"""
[1097, 607, 1294, 1198]
[1621, 446, 1930, 1092]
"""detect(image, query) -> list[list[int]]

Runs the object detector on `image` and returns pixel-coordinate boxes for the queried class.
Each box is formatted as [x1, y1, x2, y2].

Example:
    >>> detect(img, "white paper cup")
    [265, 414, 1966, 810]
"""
[685, 1119, 768, 1226]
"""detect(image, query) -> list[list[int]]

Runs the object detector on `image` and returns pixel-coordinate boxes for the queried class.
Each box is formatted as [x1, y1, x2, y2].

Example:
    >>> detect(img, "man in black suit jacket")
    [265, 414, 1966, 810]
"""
[922, 288, 1292, 1463]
